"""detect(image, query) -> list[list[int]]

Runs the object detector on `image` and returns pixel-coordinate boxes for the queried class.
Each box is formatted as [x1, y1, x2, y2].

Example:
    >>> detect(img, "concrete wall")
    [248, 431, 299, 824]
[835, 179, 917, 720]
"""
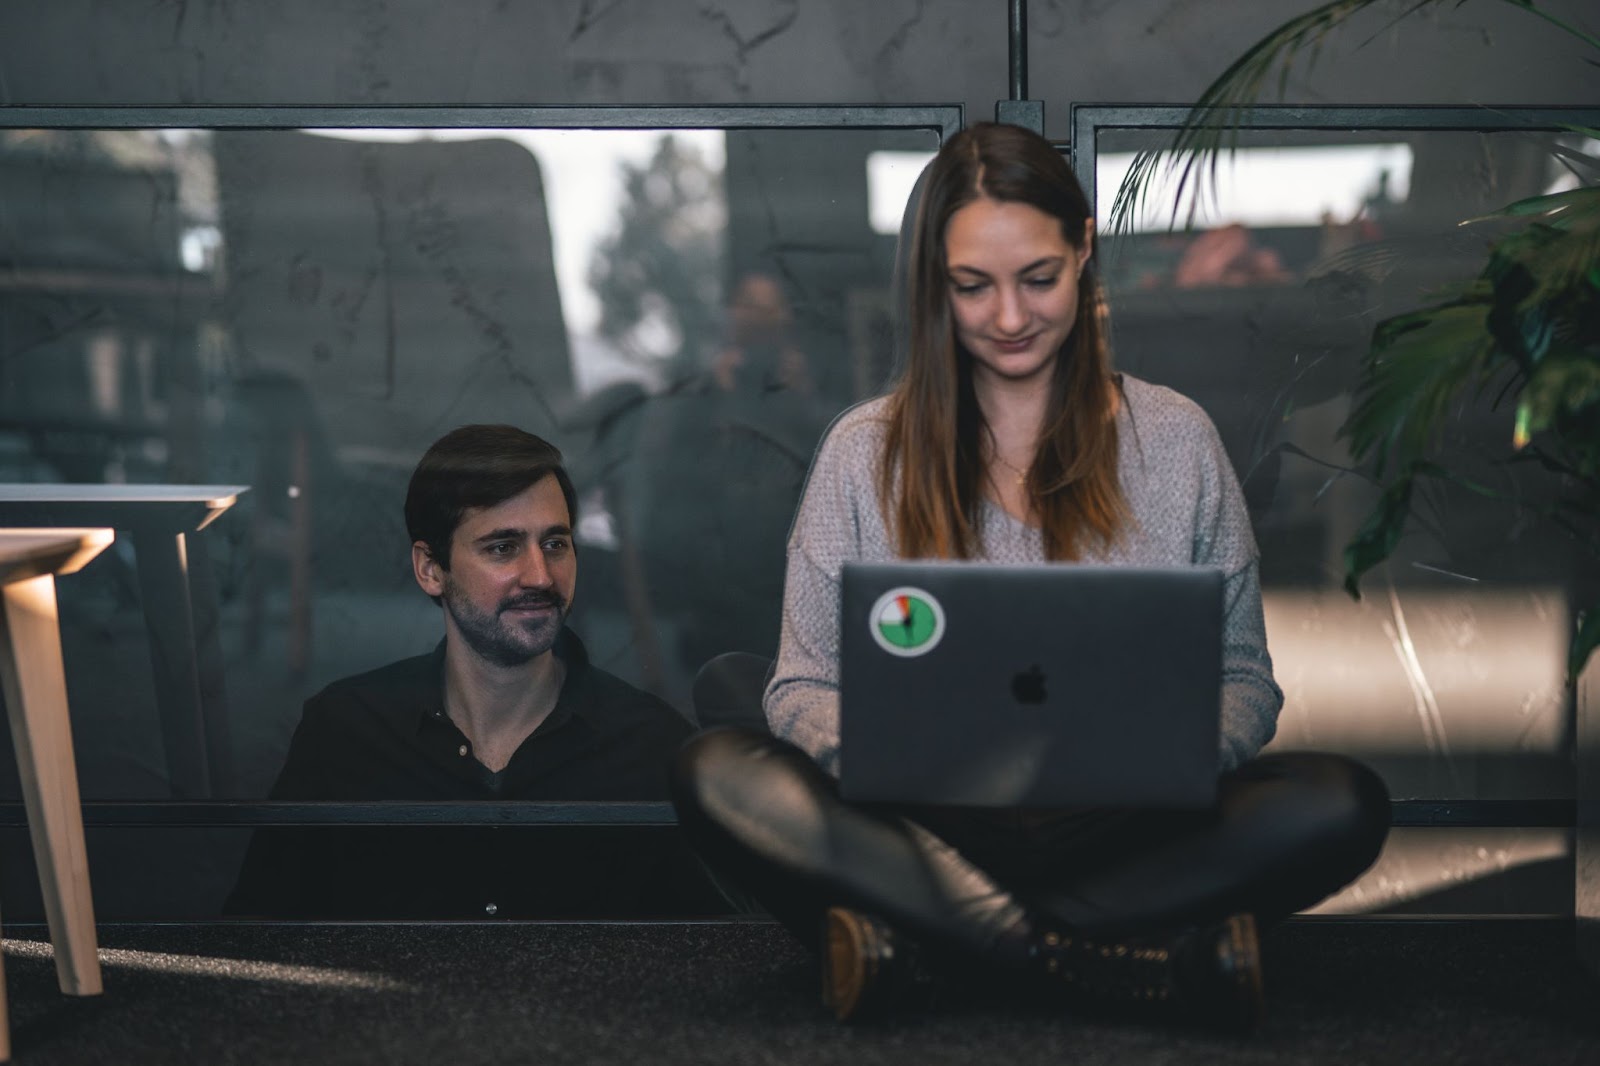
[0, 0, 1593, 136]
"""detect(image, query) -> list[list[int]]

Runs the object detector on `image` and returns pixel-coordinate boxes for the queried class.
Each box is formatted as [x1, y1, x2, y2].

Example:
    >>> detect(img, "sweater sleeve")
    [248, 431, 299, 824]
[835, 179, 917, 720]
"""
[763, 408, 884, 775]
[1216, 558, 1281, 769]
[1191, 417, 1283, 770]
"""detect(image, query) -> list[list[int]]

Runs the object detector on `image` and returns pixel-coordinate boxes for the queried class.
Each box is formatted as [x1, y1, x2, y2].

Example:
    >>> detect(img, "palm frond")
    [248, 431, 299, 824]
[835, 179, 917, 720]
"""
[1340, 289, 1498, 476]
[1482, 196, 1600, 317]
[1108, 0, 1600, 238]
[1108, 0, 1400, 236]
[1498, 0, 1600, 54]
[1523, 355, 1600, 434]
[1342, 458, 1511, 596]
[1527, 222, 1600, 308]
[1466, 184, 1600, 224]
[1341, 469, 1416, 598]
[1115, 0, 1600, 683]
[1549, 140, 1600, 183]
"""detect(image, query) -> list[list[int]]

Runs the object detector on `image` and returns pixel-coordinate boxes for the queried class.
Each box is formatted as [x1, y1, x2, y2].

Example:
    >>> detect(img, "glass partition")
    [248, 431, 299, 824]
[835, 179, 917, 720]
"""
[1072, 107, 1598, 803]
[1072, 107, 1597, 915]
[0, 106, 957, 918]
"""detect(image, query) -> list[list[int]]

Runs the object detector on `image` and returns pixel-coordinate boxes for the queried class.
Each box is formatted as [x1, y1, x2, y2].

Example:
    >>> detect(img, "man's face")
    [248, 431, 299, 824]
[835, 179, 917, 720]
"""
[412, 475, 576, 668]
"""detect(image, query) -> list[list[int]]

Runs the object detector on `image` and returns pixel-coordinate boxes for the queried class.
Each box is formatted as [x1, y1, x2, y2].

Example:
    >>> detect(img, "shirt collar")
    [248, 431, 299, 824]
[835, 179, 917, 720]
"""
[418, 626, 596, 735]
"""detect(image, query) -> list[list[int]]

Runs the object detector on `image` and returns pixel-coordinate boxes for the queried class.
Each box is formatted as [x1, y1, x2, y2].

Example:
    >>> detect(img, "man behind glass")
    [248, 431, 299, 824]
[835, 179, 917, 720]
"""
[227, 424, 725, 918]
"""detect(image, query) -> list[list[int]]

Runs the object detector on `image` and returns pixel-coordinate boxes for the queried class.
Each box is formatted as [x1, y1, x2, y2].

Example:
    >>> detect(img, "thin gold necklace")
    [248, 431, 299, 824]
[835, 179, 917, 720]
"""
[991, 450, 1029, 487]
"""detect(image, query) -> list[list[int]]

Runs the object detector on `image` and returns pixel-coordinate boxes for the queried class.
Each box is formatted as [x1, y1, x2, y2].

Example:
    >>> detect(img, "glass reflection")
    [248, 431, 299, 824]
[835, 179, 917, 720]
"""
[0, 125, 935, 821]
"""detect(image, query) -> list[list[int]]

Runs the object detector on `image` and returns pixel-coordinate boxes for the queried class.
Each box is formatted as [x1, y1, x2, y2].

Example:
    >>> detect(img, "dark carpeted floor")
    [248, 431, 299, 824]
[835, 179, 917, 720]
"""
[0, 917, 1594, 1065]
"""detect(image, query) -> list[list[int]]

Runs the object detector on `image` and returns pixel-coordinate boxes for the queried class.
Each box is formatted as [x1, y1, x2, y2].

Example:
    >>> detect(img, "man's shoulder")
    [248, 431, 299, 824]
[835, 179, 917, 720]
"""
[266, 650, 442, 802]
[303, 651, 440, 724]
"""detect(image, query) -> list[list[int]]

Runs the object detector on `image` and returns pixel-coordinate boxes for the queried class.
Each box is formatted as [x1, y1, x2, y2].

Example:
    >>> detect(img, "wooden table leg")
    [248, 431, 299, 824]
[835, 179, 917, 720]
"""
[128, 529, 211, 799]
[0, 573, 103, 1000]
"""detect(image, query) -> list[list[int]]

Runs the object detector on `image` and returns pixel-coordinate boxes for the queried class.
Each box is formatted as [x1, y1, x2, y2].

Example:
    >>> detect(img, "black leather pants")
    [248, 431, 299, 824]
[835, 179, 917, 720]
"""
[670, 727, 1390, 970]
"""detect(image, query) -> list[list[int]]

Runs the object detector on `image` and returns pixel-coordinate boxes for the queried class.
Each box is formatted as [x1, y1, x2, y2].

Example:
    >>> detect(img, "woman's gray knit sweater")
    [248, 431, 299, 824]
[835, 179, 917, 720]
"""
[763, 374, 1283, 776]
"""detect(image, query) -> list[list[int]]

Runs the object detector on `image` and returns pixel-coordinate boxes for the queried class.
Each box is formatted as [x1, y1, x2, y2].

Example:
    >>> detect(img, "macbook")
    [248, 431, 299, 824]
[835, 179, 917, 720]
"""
[838, 561, 1223, 808]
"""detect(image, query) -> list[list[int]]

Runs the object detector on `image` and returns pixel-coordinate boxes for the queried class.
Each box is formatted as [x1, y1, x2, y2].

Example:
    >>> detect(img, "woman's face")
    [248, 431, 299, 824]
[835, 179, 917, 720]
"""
[942, 197, 1089, 391]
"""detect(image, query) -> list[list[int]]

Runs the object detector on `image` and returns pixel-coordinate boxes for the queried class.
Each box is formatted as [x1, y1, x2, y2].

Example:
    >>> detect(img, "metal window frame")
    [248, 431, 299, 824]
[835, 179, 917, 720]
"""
[1068, 103, 1600, 213]
[0, 104, 963, 138]
[0, 800, 1571, 828]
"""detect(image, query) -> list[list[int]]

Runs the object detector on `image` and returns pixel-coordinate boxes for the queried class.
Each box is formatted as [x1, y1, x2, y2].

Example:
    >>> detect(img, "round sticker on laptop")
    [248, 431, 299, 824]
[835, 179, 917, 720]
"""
[869, 587, 945, 657]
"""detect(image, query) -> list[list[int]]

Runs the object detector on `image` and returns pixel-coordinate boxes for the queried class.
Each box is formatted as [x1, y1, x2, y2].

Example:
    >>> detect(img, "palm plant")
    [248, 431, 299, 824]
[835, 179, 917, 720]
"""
[1110, 0, 1600, 682]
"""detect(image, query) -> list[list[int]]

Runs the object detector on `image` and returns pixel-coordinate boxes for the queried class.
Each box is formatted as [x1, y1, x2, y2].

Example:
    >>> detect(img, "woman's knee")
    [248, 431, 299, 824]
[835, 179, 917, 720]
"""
[672, 727, 767, 814]
[1240, 752, 1392, 869]
[670, 726, 830, 831]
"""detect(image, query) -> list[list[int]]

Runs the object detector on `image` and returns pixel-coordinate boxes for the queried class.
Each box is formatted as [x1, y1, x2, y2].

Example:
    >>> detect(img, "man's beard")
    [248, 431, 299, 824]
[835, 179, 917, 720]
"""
[442, 582, 569, 667]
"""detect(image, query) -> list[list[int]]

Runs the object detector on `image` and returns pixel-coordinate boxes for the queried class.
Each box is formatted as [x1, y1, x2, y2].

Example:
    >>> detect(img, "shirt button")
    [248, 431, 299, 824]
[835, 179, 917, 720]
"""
[458, 744, 469, 757]
[485, 903, 498, 916]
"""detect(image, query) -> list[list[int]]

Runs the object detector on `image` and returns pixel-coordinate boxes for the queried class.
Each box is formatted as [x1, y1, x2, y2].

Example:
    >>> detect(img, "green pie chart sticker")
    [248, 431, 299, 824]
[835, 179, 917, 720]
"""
[869, 586, 945, 657]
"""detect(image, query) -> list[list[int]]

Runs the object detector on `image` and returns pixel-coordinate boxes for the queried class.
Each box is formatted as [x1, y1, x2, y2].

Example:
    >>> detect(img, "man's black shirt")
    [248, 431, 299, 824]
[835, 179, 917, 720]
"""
[225, 629, 728, 918]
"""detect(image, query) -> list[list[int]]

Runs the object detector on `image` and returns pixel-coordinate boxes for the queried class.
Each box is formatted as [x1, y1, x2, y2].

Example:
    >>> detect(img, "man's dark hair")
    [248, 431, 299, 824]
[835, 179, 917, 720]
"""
[404, 424, 578, 569]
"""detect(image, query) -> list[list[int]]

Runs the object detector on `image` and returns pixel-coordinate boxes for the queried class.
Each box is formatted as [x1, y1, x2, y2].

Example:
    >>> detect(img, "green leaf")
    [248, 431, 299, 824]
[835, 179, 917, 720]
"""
[1341, 294, 1497, 476]
[1477, 208, 1600, 359]
[1341, 457, 1540, 600]
[1466, 185, 1600, 224]
[1522, 355, 1600, 433]
[1486, 282, 1550, 366]
[1516, 214, 1600, 308]
[1342, 471, 1415, 598]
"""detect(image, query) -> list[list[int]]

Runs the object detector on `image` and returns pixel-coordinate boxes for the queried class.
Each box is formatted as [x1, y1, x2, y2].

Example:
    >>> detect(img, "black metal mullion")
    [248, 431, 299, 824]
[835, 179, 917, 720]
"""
[0, 104, 963, 141]
[0, 799, 1570, 829]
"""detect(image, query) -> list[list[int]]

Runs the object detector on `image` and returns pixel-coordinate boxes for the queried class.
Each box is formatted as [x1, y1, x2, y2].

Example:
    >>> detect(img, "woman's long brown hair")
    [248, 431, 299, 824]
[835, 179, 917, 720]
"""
[880, 122, 1126, 560]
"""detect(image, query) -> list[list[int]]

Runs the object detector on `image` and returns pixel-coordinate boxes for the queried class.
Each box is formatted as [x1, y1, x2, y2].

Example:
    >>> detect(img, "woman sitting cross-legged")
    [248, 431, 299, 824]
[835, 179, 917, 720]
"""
[669, 121, 1390, 1032]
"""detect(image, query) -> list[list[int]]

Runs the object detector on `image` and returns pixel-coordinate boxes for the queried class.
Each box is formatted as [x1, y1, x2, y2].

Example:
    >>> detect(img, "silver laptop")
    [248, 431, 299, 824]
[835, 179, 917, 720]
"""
[838, 561, 1223, 808]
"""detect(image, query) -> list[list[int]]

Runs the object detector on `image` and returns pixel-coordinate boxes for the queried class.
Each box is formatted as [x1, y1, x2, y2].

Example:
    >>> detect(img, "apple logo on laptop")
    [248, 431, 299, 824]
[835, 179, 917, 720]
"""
[1011, 664, 1047, 704]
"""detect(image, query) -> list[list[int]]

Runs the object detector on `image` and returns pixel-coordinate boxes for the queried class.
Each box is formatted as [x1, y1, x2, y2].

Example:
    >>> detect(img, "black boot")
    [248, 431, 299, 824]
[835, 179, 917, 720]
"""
[1028, 912, 1263, 1033]
[820, 907, 922, 1022]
